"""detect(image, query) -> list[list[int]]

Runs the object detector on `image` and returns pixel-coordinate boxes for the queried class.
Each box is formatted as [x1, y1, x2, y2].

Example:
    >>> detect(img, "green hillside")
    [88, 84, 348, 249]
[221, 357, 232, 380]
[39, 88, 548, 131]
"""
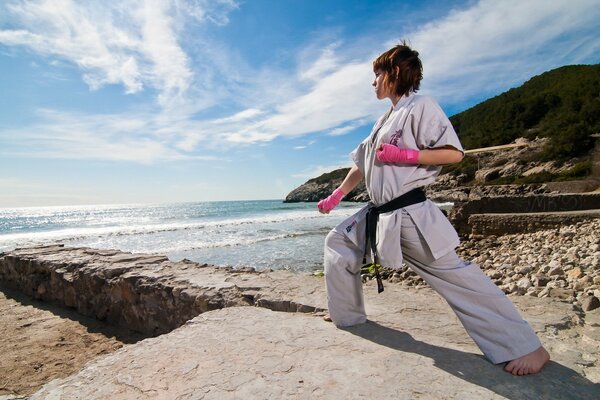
[450, 64, 600, 161]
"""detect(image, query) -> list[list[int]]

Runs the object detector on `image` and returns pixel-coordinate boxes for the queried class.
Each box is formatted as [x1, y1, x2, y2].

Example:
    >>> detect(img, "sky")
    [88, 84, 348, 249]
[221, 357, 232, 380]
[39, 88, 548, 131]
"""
[0, 0, 598, 207]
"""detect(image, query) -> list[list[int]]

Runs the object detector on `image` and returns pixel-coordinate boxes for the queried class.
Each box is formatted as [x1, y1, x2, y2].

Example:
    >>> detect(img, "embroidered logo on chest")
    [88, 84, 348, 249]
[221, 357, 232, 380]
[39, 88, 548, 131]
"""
[389, 129, 403, 146]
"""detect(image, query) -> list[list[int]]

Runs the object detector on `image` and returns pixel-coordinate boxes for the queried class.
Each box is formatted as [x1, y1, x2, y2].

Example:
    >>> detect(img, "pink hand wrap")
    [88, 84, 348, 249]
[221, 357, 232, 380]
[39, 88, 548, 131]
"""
[376, 143, 420, 164]
[318, 188, 345, 212]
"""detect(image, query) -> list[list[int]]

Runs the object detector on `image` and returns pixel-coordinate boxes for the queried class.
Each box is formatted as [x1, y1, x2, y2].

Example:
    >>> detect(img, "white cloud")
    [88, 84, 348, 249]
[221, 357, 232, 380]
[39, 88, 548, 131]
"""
[298, 43, 341, 82]
[221, 61, 381, 144]
[0, 0, 237, 110]
[1, 1, 146, 93]
[224, 0, 600, 145]
[411, 0, 600, 104]
[0, 178, 40, 191]
[213, 108, 265, 123]
[1, 109, 220, 163]
[1, 0, 598, 165]
[328, 119, 371, 137]
[175, 0, 239, 26]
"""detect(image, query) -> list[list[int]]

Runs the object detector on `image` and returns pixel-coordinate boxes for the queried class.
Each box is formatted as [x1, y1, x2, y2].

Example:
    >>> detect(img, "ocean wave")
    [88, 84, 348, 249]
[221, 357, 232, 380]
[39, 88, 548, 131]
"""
[0, 207, 361, 251]
[166, 229, 331, 252]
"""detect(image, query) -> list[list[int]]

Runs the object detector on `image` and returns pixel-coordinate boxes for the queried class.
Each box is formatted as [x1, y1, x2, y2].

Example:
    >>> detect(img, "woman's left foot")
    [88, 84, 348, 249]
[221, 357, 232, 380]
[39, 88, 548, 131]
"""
[504, 346, 550, 375]
[323, 314, 332, 322]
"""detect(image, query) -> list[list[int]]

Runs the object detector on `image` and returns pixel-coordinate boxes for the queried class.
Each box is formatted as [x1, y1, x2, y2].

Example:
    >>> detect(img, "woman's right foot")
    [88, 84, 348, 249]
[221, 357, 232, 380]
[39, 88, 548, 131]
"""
[504, 346, 550, 375]
[323, 314, 332, 322]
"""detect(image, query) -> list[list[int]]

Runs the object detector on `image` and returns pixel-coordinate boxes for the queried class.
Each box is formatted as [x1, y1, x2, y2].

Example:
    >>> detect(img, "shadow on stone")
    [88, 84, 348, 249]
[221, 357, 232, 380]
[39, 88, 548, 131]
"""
[0, 283, 148, 344]
[344, 321, 600, 400]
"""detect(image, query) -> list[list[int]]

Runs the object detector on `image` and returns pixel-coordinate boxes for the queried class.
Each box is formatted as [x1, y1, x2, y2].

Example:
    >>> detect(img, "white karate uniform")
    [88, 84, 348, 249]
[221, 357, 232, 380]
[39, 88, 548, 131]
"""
[324, 94, 541, 364]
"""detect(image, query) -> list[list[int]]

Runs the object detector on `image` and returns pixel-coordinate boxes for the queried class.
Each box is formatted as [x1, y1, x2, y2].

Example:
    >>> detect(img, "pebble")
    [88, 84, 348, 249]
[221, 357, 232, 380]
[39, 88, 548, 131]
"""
[378, 219, 600, 311]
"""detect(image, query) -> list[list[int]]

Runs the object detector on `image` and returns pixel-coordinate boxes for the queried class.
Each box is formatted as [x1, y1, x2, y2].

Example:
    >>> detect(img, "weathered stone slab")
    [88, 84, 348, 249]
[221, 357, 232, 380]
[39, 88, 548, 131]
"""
[0, 245, 326, 336]
[30, 302, 599, 399]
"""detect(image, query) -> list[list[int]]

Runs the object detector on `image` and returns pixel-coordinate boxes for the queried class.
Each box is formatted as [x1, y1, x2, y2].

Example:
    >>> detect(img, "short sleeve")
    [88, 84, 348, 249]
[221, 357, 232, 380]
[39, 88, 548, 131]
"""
[411, 97, 464, 153]
[350, 136, 369, 175]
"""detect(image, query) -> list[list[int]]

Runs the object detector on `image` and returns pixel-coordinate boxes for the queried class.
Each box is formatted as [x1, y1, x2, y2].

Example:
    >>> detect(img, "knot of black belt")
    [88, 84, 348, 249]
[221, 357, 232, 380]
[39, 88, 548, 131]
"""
[363, 187, 427, 293]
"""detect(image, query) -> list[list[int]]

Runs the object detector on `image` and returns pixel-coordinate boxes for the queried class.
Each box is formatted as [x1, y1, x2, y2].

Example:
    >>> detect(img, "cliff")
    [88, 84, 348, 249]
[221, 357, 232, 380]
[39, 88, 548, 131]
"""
[284, 168, 369, 203]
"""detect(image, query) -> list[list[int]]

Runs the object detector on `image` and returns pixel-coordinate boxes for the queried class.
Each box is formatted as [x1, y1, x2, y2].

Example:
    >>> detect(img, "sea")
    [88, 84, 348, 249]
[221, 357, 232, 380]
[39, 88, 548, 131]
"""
[0, 200, 369, 273]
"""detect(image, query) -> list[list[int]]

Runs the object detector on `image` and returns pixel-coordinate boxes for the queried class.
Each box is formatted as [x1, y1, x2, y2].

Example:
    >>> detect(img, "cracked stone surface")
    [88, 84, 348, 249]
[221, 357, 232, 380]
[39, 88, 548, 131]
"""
[1, 246, 599, 399]
[30, 298, 600, 400]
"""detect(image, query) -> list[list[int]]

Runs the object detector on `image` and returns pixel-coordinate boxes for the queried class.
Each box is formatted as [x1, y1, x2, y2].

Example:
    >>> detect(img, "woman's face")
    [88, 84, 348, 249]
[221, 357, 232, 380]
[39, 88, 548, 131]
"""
[372, 70, 390, 100]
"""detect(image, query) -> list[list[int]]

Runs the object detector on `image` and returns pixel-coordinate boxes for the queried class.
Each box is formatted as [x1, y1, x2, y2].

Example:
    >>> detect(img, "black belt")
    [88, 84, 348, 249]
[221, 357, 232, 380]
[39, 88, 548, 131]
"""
[363, 187, 427, 293]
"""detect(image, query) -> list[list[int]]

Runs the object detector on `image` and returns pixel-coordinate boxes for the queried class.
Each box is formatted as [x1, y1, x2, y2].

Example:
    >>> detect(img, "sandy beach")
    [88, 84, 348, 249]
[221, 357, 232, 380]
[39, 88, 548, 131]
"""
[0, 285, 147, 398]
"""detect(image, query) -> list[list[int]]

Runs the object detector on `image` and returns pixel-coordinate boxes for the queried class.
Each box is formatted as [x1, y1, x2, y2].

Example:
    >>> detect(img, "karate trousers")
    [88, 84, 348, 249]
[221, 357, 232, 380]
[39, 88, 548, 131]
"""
[324, 209, 542, 364]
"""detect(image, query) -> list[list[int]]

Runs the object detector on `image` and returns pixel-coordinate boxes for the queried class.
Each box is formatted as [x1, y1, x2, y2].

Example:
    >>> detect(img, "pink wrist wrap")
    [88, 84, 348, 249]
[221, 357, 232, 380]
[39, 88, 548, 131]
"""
[376, 143, 420, 164]
[318, 188, 345, 212]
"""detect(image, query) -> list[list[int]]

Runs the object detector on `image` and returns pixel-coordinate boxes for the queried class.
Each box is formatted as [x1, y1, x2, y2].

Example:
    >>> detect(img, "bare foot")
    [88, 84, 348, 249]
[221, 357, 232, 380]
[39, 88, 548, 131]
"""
[504, 346, 550, 375]
[323, 314, 332, 322]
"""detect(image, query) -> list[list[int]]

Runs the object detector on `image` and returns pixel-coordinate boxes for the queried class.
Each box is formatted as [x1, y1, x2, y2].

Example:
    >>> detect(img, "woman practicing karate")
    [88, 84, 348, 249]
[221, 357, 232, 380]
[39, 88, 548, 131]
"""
[317, 42, 549, 376]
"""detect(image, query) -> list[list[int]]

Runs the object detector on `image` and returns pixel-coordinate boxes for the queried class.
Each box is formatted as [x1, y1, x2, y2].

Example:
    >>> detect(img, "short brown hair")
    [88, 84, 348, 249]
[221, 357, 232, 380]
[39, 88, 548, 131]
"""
[373, 42, 423, 97]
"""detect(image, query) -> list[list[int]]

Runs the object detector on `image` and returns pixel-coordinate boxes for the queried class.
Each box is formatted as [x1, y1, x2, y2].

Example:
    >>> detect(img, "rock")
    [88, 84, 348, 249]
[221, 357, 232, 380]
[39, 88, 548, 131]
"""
[284, 168, 369, 203]
[522, 162, 556, 177]
[547, 288, 576, 301]
[575, 276, 594, 291]
[500, 263, 514, 271]
[515, 265, 532, 275]
[283, 135, 600, 206]
[566, 267, 584, 281]
[549, 265, 565, 276]
[582, 296, 600, 312]
[503, 283, 519, 294]
[499, 162, 522, 177]
[526, 287, 542, 297]
[487, 269, 503, 279]
[517, 277, 532, 291]
[474, 167, 501, 183]
[532, 274, 550, 287]
[3, 244, 600, 398]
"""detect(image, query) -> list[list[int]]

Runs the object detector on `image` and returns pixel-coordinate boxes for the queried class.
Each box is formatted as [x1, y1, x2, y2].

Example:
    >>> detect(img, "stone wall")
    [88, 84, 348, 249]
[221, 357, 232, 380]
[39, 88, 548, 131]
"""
[469, 210, 600, 236]
[449, 192, 600, 234]
[0, 245, 324, 336]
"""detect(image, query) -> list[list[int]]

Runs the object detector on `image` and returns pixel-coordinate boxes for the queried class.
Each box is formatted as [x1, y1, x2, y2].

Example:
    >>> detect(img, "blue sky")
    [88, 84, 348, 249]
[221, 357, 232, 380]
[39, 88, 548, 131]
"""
[0, 0, 598, 207]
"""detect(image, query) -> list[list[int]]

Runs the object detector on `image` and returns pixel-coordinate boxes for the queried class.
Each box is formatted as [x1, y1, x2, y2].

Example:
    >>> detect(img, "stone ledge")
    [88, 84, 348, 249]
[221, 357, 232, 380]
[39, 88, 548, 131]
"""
[469, 210, 600, 236]
[0, 245, 326, 336]
[449, 193, 600, 234]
